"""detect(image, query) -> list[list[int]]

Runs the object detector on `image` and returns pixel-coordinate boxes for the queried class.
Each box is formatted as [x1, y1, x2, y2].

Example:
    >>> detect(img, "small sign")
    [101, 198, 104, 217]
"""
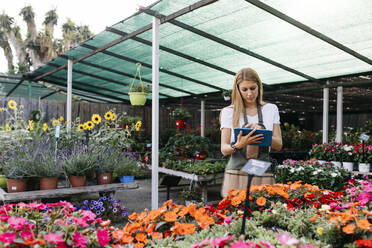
[103, 176, 107, 180]
[241, 159, 271, 176]
[146, 143, 152, 148]
[360, 133, 370, 142]
[12, 186, 16, 190]
[55, 125, 61, 139]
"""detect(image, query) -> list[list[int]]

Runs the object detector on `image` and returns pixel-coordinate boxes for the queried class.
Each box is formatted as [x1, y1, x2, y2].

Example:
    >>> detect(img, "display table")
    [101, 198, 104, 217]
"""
[0, 182, 138, 202]
[158, 167, 223, 203]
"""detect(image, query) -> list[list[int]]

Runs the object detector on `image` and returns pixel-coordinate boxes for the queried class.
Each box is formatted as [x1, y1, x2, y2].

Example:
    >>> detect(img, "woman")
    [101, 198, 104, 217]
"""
[220, 68, 282, 197]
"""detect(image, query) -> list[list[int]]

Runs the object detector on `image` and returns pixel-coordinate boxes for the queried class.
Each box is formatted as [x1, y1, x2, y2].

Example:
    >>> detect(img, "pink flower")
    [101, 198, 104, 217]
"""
[8, 217, 27, 231]
[73, 232, 87, 248]
[210, 235, 234, 247]
[0, 232, 16, 243]
[329, 202, 340, 210]
[192, 238, 210, 248]
[97, 229, 110, 246]
[357, 192, 370, 206]
[224, 216, 232, 224]
[57, 242, 71, 248]
[80, 210, 96, 222]
[299, 245, 316, 248]
[72, 217, 88, 227]
[20, 230, 33, 241]
[260, 240, 275, 248]
[0, 214, 10, 221]
[230, 240, 254, 248]
[26, 202, 46, 210]
[278, 233, 299, 246]
[45, 233, 64, 244]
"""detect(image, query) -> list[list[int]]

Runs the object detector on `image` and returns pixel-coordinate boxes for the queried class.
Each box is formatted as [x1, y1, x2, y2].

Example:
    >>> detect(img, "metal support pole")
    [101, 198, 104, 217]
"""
[151, 16, 160, 210]
[336, 86, 343, 143]
[201, 100, 205, 137]
[67, 59, 73, 131]
[322, 82, 329, 143]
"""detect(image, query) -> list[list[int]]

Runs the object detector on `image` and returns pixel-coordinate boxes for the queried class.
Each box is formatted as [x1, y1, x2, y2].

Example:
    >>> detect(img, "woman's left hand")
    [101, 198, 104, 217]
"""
[244, 123, 262, 129]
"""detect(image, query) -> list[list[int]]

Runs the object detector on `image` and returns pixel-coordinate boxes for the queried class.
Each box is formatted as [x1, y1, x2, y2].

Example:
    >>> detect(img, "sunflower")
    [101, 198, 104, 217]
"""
[104, 111, 113, 120]
[78, 124, 84, 131]
[84, 121, 94, 130]
[20, 105, 24, 109]
[59, 116, 64, 122]
[52, 119, 60, 126]
[43, 123, 48, 131]
[5, 123, 9, 132]
[8, 100, 17, 110]
[28, 120, 34, 131]
[0, 108, 3, 112]
[135, 121, 142, 131]
[92, 114, 101, 124]
[111, 113, 117, 121]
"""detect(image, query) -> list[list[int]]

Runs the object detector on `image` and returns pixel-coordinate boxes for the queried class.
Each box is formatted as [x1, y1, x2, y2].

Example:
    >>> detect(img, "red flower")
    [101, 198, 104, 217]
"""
[0, 233, 16, 243]
[73, 232, 88, 248]
[356, 239, 372, 247]
[97, 229, 110, 246]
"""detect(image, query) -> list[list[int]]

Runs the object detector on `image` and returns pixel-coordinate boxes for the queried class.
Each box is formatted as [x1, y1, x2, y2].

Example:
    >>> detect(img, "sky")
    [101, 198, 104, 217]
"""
[0, 0, 158, 73]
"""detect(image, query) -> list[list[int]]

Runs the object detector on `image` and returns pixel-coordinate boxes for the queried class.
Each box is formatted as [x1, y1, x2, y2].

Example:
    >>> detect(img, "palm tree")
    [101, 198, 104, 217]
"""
[19, 6, 37, 40]
[0, 30, 14, 73]
[43, 9, 57, 36]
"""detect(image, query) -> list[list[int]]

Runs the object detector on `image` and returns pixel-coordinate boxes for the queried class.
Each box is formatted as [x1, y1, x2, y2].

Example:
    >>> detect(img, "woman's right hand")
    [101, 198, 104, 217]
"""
[235, 129, 264, 149]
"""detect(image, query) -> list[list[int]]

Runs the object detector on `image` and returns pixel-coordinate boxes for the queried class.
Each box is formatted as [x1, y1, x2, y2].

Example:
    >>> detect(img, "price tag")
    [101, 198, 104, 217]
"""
[241, 159, 271, 176]
[55, 125, 61, 139]
[360, 133, 370, 142]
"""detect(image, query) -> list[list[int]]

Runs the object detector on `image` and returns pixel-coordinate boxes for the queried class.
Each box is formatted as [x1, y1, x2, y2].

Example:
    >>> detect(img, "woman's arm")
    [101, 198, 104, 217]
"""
[221, 128, 234, 156]
[271, 123, 282, 151]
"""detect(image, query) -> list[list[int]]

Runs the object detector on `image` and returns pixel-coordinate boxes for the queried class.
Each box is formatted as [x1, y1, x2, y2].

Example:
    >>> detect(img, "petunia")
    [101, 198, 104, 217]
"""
[277, 233, 299, 246]
[0, 233, 16, 243]
[230, 240, 253, 248]
[80, 210, 96, 222]
[20, 230, 33, 241]
[45, 233, 64, 244]
[8, 217, 27, 231]
[210, 234, 234, 247]
[71, 217, 88, 227]
[260, 240, 275, 248]
[357, 192, 370, 206]
[97, 229, 110, 246]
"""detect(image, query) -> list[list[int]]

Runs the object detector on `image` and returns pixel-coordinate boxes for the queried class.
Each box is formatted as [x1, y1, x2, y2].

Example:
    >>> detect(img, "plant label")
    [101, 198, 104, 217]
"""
[55, 125, 61, 139]
[241, 159, 271, 176]
[103, 176, 107, 180]
[12, 186, 16, 190]
[360, 133, 370, 142]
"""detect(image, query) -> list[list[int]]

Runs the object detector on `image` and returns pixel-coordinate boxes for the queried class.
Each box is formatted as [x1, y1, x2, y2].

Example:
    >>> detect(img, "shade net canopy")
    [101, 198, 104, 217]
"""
[24, 0, 372, 103]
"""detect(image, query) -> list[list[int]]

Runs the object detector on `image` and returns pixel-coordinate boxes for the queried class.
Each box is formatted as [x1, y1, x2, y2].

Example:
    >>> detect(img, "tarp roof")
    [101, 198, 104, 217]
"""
[18, 0, 372, 106]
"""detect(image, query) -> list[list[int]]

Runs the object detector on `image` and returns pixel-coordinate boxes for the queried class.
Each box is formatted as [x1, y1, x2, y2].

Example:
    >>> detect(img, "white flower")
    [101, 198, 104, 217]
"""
[331, 172, 338, 177]
[343, 145, 353, 151]
[312, 171, 318, 175]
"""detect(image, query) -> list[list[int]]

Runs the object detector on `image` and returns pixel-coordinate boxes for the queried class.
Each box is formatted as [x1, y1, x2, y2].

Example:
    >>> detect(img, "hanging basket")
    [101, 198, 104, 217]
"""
[128, 63, 149, 106]
[129, 92, 148, 106]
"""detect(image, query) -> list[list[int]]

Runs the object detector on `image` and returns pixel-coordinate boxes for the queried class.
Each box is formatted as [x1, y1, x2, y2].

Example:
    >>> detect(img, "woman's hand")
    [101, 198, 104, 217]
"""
[235, 129, 264, 149]
[244, 123, 262, 129]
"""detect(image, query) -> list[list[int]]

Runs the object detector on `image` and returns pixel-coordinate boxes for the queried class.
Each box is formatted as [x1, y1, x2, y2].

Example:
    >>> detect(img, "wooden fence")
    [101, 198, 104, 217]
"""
[0, 97, 221, 139]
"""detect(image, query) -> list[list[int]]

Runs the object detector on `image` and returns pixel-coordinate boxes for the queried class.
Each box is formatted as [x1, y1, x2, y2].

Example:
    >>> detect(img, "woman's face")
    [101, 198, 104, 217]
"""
[238, 80, 258, 104]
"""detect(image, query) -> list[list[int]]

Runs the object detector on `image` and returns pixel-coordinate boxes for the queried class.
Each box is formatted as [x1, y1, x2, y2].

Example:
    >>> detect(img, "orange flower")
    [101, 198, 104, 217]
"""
[310, 216, 317, 222]
[121, 234, 134, 244]
[101, 220, 111, 227]
[342, 224, 356, 234]
[197, 215, 215, 230]
[188, 204, 196, 217]
[129, 212, 140, 221]
[256, 197, 266, 206]
[127, 222, 142, 233]
[178, 206, 189, 217]
[145, 223, 156, 233]
[362, 209, 372, 216]
[152, 232, 163, 241]
[357, 219, 371, 230]
[163, 200, 173, 207]
[164, 211, 178, 222]
[135, 243, 145, 248]
[181, 223, 196, 235]
[135, 232, 147, 243]
[112, 229, 124, 241]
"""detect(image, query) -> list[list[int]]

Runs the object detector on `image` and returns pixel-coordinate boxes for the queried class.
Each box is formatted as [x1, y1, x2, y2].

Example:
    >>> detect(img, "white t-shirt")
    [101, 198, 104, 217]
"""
[220, 103, 280, 143]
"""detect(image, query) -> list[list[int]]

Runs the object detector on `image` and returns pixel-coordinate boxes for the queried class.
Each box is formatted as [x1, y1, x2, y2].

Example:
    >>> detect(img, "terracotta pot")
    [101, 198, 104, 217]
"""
[97, 173, 112, 185]
[69, 175, 86, 187]
[6, 178, 27, 193]
[40, 177, 58, 190]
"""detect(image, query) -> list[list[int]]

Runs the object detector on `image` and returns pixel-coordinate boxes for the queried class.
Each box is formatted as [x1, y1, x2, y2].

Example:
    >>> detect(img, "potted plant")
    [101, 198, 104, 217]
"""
[118, 115, 142, 129]
[180, 189, 202, 205]
[113, 154, 139, 183]
[62, 148, 95, 187]
[128, 63, 151, 106]
[222, 89, 232, 101]
[95, 149, 116, 185]
[171, 108, 192, 129]
[31, 152, 63, 190]
[356, 144, 371, 173]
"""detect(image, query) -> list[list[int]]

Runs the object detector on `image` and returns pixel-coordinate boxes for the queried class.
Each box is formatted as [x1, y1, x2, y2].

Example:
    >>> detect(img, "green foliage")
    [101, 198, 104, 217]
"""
[171, 108, 192, 120]
[179, 189, 202, 202]
[281, 123, 321, 150]
[163, 159, 226, 176]
[221, 89, 232, 97]
[129, 83, 151, 93]
[61, 148, 95, 177]
[30, 152, 63, 178]
[113, 155, 139, 176]
[161, 134, 212, 159]
[29, 109, 42, 122]
[118, 115, 142, 126]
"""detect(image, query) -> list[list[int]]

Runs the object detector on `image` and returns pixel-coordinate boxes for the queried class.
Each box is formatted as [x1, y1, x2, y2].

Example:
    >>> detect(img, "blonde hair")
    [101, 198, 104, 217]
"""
[231, 68, 264, 128]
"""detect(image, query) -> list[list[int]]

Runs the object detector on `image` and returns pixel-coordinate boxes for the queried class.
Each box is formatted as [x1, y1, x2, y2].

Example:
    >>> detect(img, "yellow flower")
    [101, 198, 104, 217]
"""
[320, 205, 330, 212]
[84, 121, 94, 130]
[92, 114, 101, 124]
[135, 121, 142, 131]
[28, 120, 34, 131]
[52, 119, 60, 126]
[104, 111, 113, 120]
[0, 108, 3, 112]
[59, 116, 64, 122]
[111, 113, 117, 121]
[8, 100, 17, 110]
[20, 105, 24, 109]
[78, 124, 84, 131]
[5, 123, 9, 132]
[43, 123, 48, 131]
[317, 227, 323, 235]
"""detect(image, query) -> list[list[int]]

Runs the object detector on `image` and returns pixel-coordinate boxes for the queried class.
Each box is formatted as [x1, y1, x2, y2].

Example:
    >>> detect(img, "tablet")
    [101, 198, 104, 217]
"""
[234, 128, 272, 146]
